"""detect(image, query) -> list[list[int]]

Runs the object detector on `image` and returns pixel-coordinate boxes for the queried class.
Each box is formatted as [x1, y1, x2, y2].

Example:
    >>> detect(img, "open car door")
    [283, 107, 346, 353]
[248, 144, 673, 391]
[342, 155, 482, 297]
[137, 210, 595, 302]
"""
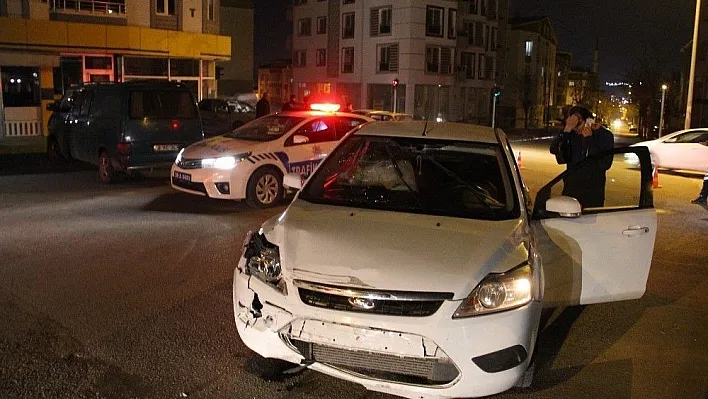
[531, 146, 656, 307]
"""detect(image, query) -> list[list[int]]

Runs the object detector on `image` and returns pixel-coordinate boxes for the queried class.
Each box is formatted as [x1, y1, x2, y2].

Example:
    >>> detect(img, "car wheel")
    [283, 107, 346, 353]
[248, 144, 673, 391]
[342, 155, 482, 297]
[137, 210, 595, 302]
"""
[98, 151, 116, 184]
[246, 167, 283, 208]
[47, 136, 65, 164]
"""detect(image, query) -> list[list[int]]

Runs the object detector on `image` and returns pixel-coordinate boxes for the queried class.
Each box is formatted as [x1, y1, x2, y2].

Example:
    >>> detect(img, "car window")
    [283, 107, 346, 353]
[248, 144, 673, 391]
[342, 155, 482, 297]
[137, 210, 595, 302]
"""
[667, 131, 706, 143]
[79, 91, 94, 117]
[130, 90, 198, 119]
[299, 135, 518, 220]
[198, 100, 212, 111]
[225, 114, 305, 141]
[59, 90, 76, 111]
[214, 100, 229, 113]
[334, 117, 367, 139]
[288, 117, 337, 145]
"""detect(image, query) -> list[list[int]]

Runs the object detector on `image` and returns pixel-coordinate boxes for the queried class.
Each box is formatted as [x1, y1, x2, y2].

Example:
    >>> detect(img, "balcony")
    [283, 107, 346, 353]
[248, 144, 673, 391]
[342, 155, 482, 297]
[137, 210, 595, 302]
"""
[50, 0, 126, 17]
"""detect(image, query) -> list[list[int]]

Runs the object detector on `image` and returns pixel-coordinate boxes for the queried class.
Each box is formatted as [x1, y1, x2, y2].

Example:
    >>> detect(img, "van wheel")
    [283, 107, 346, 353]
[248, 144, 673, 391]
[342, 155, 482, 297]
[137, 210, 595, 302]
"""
[246, 167, 283, 208]
[98, 151, 116, 184]
[47, 136, 65, 164]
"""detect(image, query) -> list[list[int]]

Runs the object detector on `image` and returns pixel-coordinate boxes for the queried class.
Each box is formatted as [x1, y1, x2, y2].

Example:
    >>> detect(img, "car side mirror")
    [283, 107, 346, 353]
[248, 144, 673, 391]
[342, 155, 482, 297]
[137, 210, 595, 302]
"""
[545, 196, 582, 218]
[292, 135, 309, 144]
[283, 172, 304, 190]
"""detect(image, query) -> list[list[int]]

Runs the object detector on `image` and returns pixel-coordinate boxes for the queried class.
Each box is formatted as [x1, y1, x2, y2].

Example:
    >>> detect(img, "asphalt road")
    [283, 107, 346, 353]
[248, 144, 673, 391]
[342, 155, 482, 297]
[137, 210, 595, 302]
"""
[0, 145, 706, 399]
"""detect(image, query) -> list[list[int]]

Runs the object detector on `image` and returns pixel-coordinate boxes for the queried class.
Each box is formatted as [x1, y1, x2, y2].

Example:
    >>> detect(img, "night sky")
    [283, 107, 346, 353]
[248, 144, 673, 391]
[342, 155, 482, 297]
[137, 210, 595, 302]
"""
[254, 0, 696, 84]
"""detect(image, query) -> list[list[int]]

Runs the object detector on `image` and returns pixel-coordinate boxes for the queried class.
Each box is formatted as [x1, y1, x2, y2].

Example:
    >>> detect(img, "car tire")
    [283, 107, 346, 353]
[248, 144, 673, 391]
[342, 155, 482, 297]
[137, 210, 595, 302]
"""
[246, 166, 283, 208]
[47, 136, 65, 164]
[98, 151, 116, 184]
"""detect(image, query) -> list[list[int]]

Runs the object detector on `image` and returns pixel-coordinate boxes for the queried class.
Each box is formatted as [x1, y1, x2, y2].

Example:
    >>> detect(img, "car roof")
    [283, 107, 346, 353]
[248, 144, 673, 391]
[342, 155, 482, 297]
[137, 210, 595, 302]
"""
[352, 121, 500, 143]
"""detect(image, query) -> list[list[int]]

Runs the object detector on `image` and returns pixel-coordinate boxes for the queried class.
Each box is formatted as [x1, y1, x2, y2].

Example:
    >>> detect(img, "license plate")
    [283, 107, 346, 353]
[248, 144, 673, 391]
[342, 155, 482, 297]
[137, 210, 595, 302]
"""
[154, 144, 180, 152]
[173, 171, 191, 182]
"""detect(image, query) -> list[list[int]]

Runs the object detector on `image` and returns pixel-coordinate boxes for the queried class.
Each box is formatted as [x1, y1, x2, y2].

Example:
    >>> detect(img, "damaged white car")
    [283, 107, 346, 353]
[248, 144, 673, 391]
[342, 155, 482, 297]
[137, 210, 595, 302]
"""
[233, 121, 657, 399]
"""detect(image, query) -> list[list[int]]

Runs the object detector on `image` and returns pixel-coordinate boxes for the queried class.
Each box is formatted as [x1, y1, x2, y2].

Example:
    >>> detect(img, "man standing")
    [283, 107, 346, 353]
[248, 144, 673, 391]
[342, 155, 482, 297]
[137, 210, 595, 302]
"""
[550, 105, 615, 208]
[256, 91, 270, 118]
[691, 170, 708, 205]
[281, 94, 298, 111]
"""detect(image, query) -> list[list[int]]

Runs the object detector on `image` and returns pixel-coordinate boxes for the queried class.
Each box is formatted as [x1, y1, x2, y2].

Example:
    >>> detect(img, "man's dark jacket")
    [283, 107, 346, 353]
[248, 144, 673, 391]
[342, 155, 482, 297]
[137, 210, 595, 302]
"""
[256, 98, 270, 118]
[549, 127, 614, 208]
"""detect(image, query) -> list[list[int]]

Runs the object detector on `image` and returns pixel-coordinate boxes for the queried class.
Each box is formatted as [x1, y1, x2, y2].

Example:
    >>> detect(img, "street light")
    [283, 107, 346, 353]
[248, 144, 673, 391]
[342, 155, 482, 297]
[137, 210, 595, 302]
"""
[659, 84, 668, 137]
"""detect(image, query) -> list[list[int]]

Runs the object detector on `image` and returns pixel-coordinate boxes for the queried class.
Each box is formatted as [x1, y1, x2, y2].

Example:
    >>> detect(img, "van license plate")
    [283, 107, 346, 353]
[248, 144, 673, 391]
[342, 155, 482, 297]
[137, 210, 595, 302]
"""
[174, 172, 191, 182]
[154, 144, 180, 152]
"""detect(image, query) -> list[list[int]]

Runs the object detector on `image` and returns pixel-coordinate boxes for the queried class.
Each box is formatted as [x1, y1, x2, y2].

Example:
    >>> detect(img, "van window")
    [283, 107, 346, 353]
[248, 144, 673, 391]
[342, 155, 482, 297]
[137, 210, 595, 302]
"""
[129, 90, 198, 119]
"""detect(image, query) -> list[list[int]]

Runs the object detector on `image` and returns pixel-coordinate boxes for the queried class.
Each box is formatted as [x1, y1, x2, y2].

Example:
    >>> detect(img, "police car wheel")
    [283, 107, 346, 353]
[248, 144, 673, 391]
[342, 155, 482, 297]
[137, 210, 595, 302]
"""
[98, 151, 116, 184]
[246, 167, 283, 208]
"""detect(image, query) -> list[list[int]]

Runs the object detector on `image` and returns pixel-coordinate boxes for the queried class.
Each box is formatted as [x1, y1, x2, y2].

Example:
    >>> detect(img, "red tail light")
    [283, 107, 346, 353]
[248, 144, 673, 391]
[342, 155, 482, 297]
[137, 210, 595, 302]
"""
[117, 142, 132, 156]
[171, 120, 180, 130]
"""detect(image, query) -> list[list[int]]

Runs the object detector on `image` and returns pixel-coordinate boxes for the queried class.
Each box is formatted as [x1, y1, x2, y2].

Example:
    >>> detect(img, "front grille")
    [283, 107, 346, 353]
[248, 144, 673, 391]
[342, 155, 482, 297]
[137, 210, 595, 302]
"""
[172, 177, 207, 194]
[177, 158, 202, 169]
[290, 340, 459, 385]
[298, 288, 444, 317]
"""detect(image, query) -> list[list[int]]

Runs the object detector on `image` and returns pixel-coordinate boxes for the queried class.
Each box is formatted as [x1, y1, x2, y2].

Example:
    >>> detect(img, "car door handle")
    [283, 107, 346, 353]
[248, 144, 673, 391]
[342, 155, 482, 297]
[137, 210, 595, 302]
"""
[622, 226, 650, 237]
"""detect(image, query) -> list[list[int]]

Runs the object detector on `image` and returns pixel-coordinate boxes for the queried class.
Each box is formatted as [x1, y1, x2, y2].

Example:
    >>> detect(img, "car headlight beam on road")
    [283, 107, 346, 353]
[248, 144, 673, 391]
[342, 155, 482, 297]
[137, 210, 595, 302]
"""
[242, 231, 287, 294]
[453, 264, 533, 318]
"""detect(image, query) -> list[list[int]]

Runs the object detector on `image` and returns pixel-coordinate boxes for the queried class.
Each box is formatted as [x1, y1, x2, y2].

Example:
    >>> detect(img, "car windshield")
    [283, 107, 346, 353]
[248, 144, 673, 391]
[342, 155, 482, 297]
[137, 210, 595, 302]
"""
[299, 135, 519, 220]
[224, 115, 304, 141]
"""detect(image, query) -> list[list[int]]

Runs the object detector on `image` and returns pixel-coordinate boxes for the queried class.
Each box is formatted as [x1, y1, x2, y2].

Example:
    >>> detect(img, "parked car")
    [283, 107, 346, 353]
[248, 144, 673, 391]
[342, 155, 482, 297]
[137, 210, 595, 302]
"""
[171, 106, 371, 208]
[623, 128, 708, 173]
[46, 81, 204, 183]
[353, 109, 414, 121]
[233, 121, 657, 398]
[199, 98, 255, 137]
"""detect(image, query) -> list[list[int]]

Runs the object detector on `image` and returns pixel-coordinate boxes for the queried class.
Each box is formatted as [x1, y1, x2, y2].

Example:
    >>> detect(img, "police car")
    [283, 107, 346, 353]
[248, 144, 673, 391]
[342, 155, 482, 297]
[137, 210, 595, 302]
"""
[233, 121, 658, 398]
[170, 104, 372, 208]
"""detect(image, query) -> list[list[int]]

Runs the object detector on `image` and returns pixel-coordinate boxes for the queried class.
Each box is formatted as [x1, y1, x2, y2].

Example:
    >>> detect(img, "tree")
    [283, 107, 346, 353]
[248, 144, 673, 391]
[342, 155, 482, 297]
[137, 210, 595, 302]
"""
[625, 48, 666, 139]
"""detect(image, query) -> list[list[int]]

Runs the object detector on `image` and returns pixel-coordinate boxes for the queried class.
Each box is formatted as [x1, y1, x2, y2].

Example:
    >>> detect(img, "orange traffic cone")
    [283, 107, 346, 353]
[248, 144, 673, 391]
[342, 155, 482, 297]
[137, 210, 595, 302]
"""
[652, 167, 661, 189]
[517, 152, 525, 170]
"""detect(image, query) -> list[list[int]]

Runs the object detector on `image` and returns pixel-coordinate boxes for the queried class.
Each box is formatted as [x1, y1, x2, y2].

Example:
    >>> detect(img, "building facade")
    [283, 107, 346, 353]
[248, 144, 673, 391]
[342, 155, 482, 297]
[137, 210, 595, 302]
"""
[291, 0, 506, 122]
[258, 59, 293, 104]
[0, 0, 232, 140]
[218, 0, 254, 96]
[500, 17, 557, 129]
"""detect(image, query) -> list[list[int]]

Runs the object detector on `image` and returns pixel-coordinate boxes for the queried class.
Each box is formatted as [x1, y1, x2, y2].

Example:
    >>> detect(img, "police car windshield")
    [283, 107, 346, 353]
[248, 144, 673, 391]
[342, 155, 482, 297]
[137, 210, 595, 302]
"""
[225, 115, 304, 141]
[299, 135, 519, 220]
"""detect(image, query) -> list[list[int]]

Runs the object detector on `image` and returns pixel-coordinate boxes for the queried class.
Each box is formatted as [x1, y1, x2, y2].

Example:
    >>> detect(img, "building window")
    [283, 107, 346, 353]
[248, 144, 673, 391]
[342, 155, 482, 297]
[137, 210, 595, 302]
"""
[207, 0, 214, 21]
[156, 0, 176, 16]
[377, 44, 398, 72]
[342, 12, 355, 38]
[370, 7, 392, 36]
[569, 81, 575, 87]
[294, 0, 307, 5]
[295, 50, 307, 67]
[525, 40, 533, 57]
[298, 18, 312, 36]
[342, 47, 354, 73]
[480, 0, 487, 16]
[316, 49, 327, 66]
[426, 6, 444, 37]
[1, 67, 40, 107]
[426, 47, 440, 73]
[478, 54, 485, 79]
[484, 25, 490, 51]
[343, 0, 354, 4]
[491, 27, 497, 50]
[317, 16, 327, 34]
[460, 52, 475, 79]
[448, 9, 456, 39]
[469, 0, 478, 14]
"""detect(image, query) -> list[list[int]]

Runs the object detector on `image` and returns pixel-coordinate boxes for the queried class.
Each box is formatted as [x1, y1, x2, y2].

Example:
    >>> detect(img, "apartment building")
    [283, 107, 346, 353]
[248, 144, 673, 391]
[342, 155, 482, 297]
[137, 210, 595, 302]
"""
[500, 16, 557, 129]
[258, 59, 293, 104]
[291, 0, 505, 122]
[0, 0, 232, 140]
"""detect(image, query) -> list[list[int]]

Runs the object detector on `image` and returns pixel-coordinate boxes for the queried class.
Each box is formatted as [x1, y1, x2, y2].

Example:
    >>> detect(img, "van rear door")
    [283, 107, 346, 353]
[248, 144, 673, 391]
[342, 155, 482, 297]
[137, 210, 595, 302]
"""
[124, 89, 203, 168]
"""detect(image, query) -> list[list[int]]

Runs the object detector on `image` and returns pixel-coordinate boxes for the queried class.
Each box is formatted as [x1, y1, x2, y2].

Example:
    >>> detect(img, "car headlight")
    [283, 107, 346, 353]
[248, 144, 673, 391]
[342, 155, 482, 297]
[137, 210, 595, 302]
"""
[242, 231, 287, 294]
[202, 152, 251, 170]
[453, 264, 533, 318]
[175, 148, 185, 164]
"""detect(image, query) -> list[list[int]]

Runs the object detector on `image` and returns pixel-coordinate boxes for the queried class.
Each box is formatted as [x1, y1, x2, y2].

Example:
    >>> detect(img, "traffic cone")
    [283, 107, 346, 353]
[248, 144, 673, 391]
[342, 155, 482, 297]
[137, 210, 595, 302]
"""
[652, 166, 661, 189]
[517, 152, 525, 170]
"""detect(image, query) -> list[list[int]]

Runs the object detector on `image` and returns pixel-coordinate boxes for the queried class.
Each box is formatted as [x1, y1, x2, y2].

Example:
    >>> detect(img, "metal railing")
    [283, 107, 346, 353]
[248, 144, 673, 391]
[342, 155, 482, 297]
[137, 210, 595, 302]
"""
[50, 0, 126, 16]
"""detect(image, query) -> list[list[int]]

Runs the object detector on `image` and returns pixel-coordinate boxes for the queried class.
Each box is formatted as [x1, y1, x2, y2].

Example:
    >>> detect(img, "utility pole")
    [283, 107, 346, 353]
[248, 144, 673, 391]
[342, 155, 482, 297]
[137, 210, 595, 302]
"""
[686, 0, 701, 129]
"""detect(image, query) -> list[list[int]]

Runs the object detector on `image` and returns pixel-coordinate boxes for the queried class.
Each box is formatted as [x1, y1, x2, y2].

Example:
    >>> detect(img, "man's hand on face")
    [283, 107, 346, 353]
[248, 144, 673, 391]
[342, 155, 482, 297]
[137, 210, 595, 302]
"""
[564, 114, 580, 132]
[580, 125, 593, 137]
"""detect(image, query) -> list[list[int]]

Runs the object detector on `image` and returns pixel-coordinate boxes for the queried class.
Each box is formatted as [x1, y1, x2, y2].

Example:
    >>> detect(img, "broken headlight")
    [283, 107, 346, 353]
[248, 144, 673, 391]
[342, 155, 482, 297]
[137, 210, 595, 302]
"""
[242, 231, 287, 294]
[453, 264, 533, 318]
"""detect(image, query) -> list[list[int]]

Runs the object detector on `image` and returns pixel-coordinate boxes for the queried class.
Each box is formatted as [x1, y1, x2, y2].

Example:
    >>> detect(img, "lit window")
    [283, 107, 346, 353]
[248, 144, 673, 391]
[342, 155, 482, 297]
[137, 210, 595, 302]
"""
[525, 40, 533, 57]
[569, 81, 575, 87]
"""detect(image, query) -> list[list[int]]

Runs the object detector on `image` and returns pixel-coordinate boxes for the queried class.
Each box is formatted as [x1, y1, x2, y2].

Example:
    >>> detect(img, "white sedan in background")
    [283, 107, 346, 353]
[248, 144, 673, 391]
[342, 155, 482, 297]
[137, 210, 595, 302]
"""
[624, 128, 708, 173]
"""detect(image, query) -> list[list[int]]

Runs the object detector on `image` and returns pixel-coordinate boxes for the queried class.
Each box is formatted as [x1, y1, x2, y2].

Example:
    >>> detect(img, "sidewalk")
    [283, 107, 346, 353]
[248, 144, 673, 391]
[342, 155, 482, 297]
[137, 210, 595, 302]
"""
[0, 136, 46, 155]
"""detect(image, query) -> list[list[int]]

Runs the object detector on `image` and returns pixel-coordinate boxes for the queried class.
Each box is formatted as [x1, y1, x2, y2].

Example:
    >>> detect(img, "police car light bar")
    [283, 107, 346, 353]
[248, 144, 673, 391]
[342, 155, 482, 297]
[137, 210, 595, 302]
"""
[310, 103, 341, 112]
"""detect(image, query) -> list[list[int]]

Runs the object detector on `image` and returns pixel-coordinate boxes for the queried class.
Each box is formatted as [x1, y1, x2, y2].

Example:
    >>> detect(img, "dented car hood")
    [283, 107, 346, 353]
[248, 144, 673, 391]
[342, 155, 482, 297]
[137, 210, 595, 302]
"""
[265, 200, 529, 300]
[183, 135, 263, 159]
